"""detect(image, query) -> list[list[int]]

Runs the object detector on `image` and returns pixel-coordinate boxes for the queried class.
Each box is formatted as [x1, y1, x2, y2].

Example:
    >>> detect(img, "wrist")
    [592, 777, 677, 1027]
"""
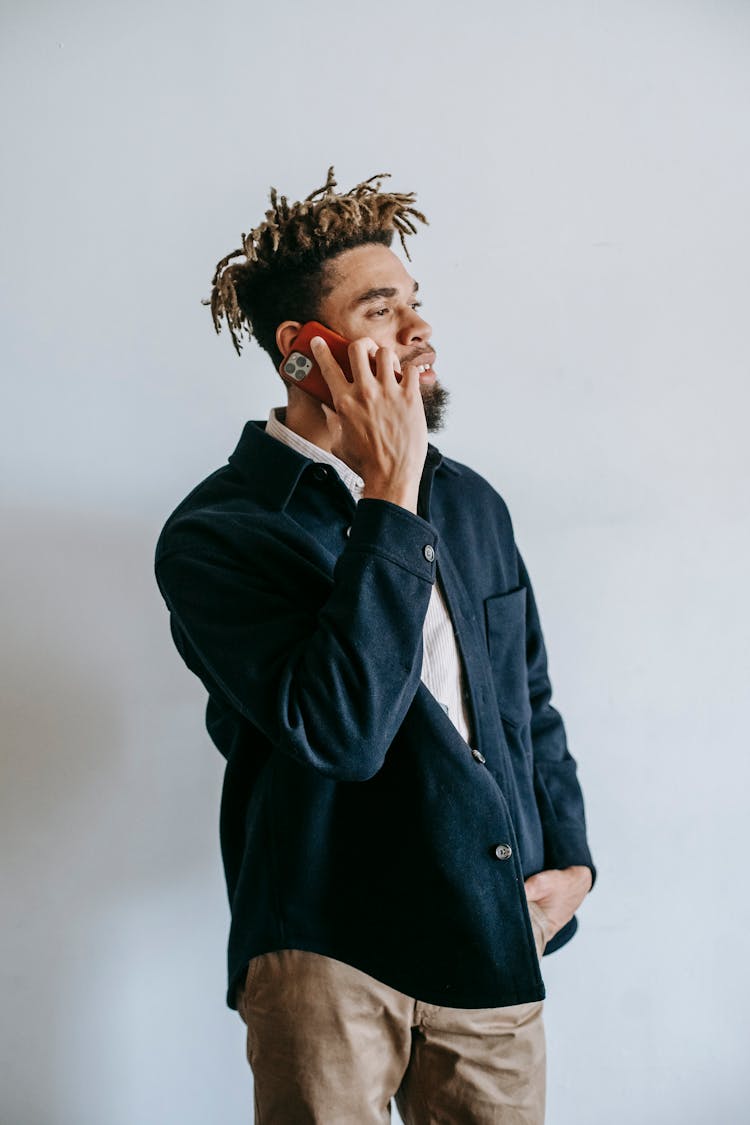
[566, 865, 593, 894]
[362, 483, 419, 514]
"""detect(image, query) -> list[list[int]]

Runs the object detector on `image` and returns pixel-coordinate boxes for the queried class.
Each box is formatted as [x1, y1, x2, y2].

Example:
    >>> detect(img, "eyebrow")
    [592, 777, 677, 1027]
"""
[351, 280, 419, 307]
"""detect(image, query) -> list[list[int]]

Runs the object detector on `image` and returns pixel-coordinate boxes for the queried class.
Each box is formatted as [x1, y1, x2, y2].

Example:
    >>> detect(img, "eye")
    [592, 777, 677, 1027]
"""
[410, 301, 423, 311]
[369, 307, 391, 318]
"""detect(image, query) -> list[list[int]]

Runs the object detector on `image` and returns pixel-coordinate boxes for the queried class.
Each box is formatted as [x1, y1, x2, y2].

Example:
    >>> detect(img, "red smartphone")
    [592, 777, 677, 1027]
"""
[278, 321, 403, 409]
[278, 321, 352, 409]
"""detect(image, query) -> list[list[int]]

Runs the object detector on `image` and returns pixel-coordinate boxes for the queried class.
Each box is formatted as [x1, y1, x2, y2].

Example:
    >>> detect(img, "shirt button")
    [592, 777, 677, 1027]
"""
[471, 748, 486, 764]
[494, 844, 513, 861]
[423, 544, 435, 562]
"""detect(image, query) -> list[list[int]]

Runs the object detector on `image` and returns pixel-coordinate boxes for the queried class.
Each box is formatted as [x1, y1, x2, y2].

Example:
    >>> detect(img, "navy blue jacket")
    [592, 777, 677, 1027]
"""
[155, 420, 596, 1010]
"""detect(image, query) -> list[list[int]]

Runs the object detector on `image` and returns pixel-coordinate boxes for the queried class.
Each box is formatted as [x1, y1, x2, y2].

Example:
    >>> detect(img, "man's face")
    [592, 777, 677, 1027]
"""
[316, 244, 448, 432]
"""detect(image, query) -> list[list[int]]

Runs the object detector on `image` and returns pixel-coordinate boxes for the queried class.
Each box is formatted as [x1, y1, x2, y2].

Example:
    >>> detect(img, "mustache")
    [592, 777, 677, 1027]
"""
[403, 348, 436, 365]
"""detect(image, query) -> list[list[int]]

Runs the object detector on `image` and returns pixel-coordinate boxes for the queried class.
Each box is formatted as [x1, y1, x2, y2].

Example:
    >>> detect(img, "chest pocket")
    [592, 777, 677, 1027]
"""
[484, 588, 532, 726]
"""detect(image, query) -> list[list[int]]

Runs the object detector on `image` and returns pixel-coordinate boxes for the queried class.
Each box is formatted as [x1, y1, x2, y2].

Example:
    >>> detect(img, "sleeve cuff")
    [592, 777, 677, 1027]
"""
[346, 498, 438, 582]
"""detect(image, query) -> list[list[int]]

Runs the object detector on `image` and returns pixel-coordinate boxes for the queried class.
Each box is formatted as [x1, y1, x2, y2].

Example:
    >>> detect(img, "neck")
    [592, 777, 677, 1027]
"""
[283, 386, 341, 453]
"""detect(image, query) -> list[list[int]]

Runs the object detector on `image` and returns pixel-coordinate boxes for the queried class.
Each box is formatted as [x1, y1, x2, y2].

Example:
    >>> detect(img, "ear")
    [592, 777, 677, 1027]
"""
[276, 320, 303, 360]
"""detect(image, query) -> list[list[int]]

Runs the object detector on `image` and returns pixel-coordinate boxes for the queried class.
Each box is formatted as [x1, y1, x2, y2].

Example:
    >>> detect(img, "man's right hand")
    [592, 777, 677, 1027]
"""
[310, 335, 428, 514]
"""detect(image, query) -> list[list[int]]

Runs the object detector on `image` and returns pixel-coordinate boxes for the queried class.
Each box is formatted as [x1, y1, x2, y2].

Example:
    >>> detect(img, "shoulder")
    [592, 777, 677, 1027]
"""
[432, 451, 516, 534]
[155, 463, 284, 572]
[157, 465, 237, 556]
[155, 419, 306, 565]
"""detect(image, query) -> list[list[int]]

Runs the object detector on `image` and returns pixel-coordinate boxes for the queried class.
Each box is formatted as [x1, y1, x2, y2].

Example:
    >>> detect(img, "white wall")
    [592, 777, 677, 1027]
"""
[2, 1, 749, 1121]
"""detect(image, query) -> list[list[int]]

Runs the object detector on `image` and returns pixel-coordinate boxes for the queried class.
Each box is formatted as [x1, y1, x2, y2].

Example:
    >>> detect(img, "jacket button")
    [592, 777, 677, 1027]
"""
[423, 544, 435, 562]
[471, 748, 486, 764]
[312, 465, 329, 481]
[494, 843, 513, 860]
[345, 526, 352, 537]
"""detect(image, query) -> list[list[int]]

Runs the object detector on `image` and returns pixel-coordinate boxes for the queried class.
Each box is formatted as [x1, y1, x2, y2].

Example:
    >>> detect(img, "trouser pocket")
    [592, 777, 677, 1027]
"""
[237, 954, 266, 1025]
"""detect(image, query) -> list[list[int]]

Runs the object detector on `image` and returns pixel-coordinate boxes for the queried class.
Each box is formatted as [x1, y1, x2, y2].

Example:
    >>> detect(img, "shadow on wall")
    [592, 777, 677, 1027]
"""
[0, 504, 226, 1125]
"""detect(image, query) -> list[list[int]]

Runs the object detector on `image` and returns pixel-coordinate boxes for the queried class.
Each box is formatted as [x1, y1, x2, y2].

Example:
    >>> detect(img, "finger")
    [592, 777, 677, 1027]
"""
[399, 360, 421, 394]
[374, 346, 402, 383]
[524, 874, 545, 899]
[310, 336, 350, 399]
[347, 337, 379, 385]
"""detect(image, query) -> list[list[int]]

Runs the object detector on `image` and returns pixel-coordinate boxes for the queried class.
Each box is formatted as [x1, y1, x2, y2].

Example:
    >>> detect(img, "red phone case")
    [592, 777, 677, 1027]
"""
[278, 321, 353, 409]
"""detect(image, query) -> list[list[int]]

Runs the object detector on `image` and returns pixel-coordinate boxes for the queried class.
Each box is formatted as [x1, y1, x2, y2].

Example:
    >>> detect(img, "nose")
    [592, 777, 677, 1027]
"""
[397, 307, 432, 348]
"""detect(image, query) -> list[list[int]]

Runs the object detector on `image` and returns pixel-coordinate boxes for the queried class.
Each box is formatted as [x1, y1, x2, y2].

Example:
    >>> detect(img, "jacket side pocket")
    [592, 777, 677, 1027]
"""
[484, 588, 532, 727]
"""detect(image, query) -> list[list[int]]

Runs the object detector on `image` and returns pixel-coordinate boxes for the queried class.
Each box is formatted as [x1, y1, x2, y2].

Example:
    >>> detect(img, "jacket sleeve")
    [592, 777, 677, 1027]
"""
[517, 548, 597, 889]
[155, 498, 437, 782]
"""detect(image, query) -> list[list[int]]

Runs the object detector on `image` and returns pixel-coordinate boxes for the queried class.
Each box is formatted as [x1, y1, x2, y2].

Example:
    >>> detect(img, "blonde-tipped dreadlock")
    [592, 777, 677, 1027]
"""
[206, 167, 428, 358]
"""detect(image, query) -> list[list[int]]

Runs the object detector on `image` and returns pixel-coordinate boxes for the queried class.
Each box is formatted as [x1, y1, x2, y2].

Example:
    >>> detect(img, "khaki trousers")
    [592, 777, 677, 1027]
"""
[238, 901, 552, 1124]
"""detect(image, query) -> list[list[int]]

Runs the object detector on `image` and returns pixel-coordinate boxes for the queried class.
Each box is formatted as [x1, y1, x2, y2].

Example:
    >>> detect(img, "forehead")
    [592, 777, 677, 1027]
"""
[324, 244, 415, 302]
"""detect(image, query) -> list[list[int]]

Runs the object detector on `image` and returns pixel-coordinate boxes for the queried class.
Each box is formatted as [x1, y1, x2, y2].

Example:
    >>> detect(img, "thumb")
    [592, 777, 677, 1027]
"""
[524, 874, 545, 901]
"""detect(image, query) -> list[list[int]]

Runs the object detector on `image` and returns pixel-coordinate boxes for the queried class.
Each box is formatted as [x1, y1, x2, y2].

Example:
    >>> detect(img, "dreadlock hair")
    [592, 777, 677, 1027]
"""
[205, 167, 428, 368]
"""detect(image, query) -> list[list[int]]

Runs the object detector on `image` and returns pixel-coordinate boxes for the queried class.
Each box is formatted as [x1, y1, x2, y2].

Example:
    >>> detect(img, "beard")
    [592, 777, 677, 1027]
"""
[420, 380, 449, 433]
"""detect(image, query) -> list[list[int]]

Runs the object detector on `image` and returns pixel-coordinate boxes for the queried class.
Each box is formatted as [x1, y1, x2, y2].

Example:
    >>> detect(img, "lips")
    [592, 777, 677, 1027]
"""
[407, 350, 436, 380]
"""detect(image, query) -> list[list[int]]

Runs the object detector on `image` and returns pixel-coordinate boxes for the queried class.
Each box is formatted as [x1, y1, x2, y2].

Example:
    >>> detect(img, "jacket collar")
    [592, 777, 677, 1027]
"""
[228, 421, 311, 510]
[228, 419, 459, 513]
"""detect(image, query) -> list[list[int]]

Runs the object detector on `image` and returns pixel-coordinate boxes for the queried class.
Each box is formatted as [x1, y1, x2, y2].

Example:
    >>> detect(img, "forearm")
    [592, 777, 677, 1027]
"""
[517, 546, 597, 885]
[157, 499, 438, 781]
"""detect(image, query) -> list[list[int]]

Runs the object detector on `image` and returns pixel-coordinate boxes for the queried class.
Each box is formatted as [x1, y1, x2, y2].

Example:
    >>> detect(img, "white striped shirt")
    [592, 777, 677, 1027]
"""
[266, 408, 473, 745]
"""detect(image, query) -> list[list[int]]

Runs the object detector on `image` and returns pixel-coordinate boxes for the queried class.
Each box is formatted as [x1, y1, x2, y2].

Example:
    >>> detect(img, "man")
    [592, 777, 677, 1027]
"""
[155, 168, 596, 1124]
